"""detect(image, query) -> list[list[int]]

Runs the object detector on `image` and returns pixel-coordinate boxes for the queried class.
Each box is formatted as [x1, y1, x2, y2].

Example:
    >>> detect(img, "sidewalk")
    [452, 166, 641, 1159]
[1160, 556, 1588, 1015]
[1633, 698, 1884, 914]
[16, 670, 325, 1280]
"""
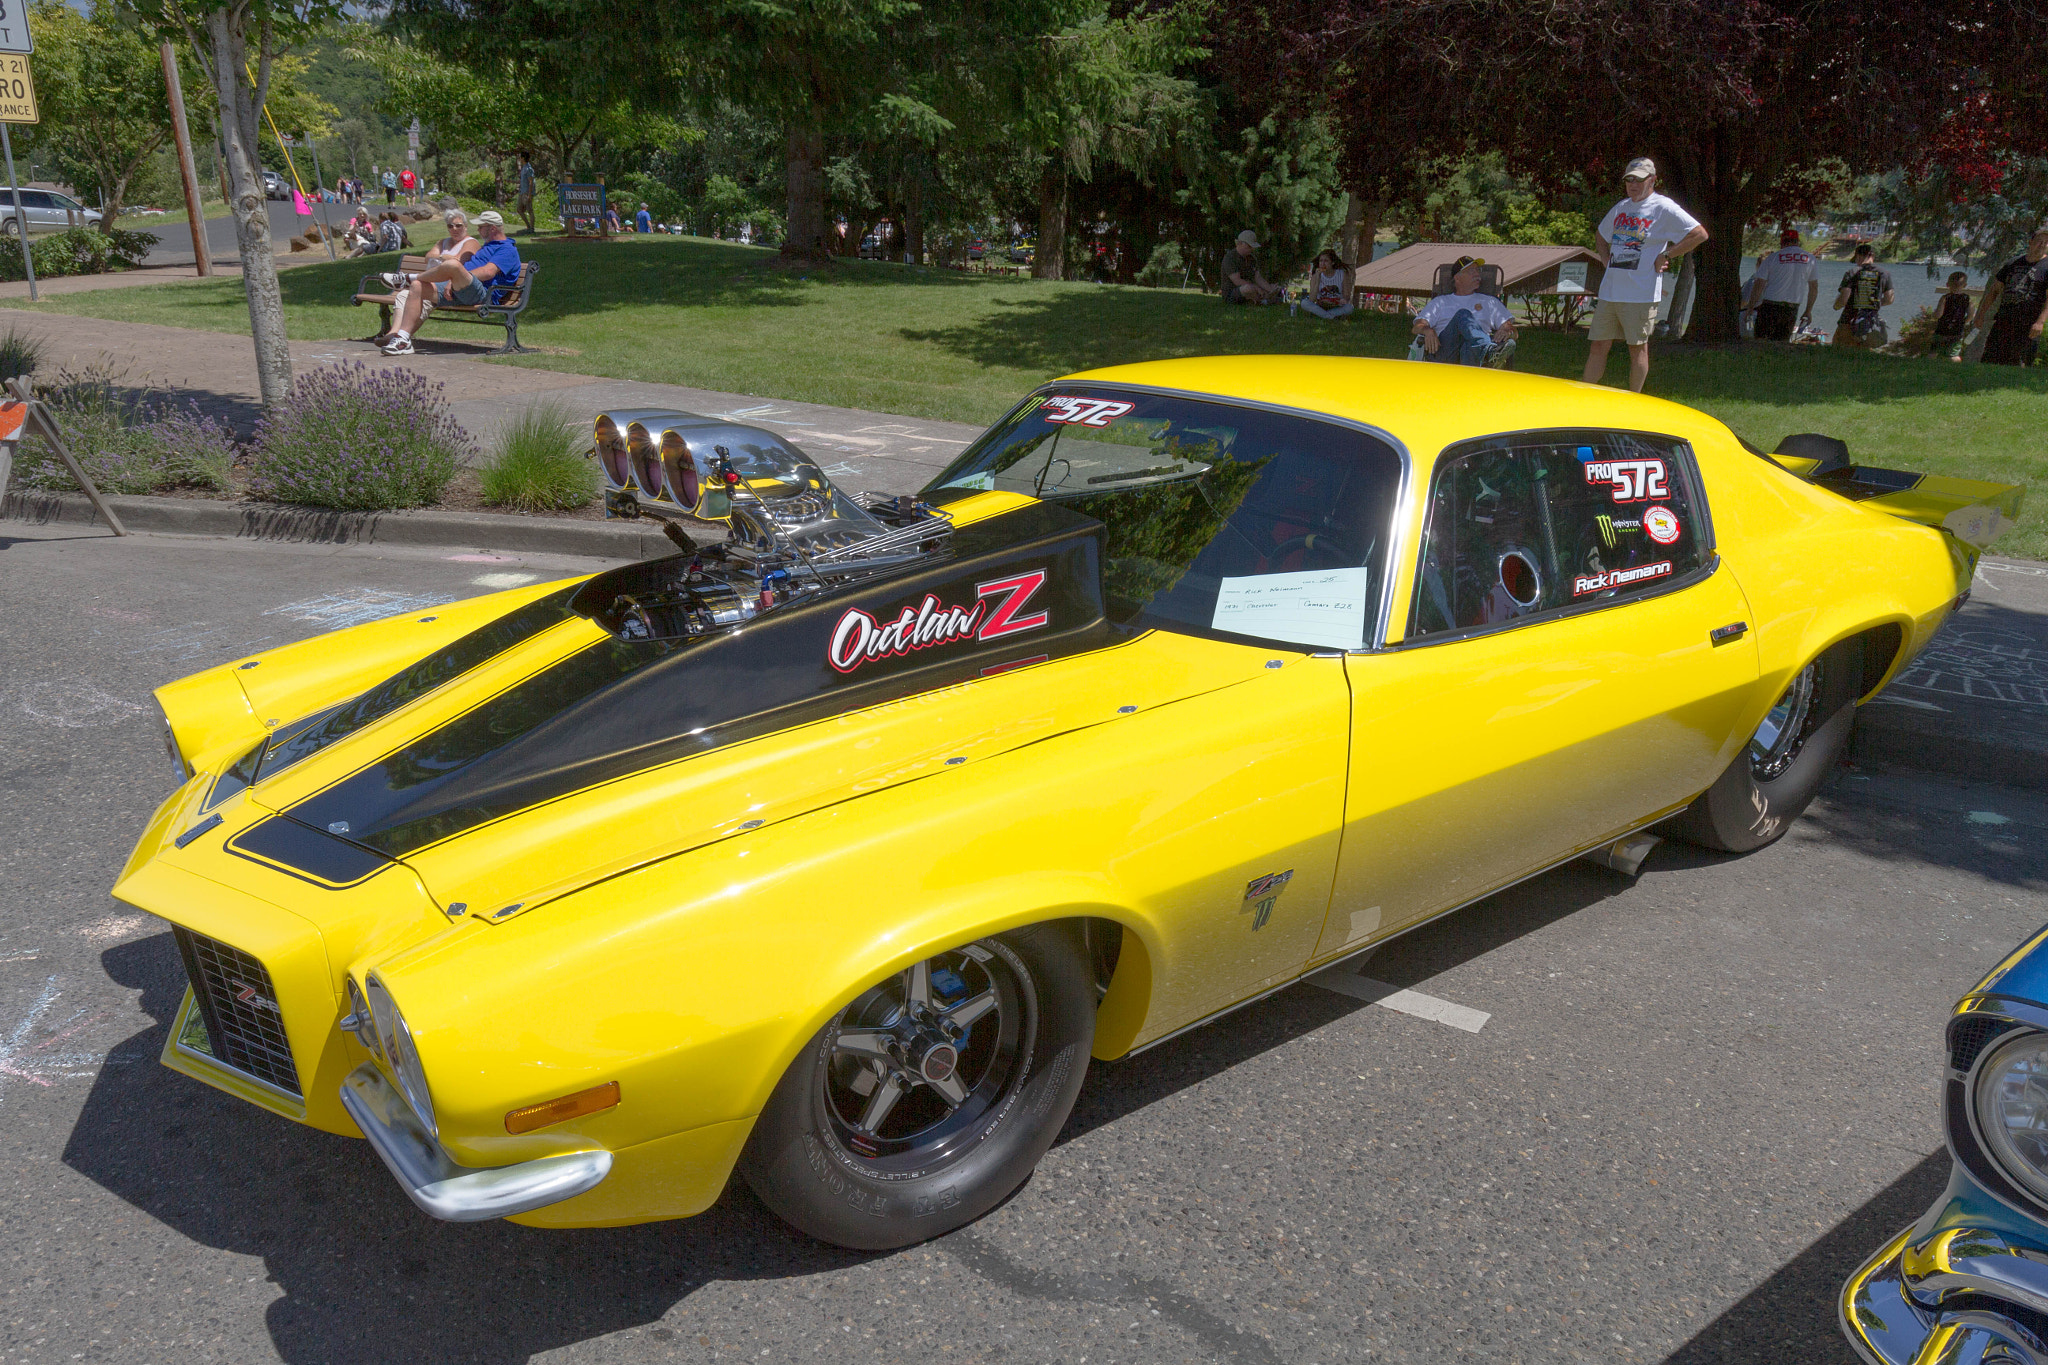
[1854, 556, 2048, 791]
[0, 311, 981, 495]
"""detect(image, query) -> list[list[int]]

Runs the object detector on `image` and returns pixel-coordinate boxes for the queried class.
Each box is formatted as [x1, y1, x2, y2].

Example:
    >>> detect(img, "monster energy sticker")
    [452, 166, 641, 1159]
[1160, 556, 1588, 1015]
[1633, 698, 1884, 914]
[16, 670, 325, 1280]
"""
[1242, 870, 1294, 931]
[1593, 514, 1643, 548]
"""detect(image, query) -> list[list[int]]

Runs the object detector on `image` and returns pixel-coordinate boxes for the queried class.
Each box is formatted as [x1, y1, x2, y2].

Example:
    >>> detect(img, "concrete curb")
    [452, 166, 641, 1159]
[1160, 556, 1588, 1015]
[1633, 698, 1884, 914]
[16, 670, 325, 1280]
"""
[2, 488, 689, 559]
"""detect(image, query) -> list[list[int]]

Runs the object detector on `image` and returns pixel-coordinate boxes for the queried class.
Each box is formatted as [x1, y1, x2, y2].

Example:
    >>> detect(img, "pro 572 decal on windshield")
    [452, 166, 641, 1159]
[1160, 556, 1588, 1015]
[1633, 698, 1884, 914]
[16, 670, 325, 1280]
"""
[1041, 395, 1135, 427]
[1583, 457, 1669, 503]
[828, 570, 1050, 673]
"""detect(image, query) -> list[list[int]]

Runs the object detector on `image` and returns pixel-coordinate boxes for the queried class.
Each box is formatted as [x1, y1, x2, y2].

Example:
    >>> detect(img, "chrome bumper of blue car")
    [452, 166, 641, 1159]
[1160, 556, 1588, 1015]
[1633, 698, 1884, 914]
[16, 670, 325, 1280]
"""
[1843, 1223, 2048, 1365]
[338, 1063, 611, 1222]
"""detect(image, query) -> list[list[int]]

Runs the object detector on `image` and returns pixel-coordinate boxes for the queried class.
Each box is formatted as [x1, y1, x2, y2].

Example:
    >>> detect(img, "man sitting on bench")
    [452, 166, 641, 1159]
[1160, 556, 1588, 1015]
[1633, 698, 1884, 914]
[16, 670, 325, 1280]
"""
[381, 211, 521, 356]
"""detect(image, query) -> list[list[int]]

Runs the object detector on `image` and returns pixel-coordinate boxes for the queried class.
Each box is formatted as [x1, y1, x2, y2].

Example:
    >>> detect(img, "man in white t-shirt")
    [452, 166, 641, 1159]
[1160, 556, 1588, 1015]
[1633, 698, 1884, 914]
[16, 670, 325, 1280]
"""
[1743, 228, 1819, 341]
[1411, 255, 1517, 367]
[1583, 158, 1708, 392]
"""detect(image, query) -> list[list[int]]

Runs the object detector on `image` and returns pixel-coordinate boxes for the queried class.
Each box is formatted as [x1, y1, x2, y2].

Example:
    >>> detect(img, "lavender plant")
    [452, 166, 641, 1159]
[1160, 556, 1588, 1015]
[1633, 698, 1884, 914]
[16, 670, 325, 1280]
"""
[248, 363, 471, 510]
[18, 360, 235, 495]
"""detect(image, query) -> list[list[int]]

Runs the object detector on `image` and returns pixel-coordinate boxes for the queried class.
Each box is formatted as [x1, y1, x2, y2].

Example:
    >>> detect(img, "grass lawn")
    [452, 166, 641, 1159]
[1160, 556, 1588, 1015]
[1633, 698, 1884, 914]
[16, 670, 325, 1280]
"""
[11, 234, 2046, 557]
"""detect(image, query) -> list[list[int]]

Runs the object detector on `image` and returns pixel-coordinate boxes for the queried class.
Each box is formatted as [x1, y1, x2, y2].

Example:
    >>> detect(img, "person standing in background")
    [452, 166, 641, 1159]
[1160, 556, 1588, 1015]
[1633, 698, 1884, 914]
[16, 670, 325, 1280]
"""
[1744, 229, 1818, 340]
[1973, 228, 2048, 366]
[1832, 244, 1894, 350]
[381, 168, 397, 205]
[1930, 272, 1973, 360]
[1583, 158, 1708, 392]
[516, 150, 537, 235]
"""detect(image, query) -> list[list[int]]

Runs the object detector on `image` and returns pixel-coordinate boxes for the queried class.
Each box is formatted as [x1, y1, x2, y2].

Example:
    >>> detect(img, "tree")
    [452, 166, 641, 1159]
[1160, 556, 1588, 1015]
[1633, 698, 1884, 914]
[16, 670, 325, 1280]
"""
[21, 1, 177, 232]
[126, 0, 345, 406]
[1260, 0, 2048, 343]
[332, 115, 375, 177]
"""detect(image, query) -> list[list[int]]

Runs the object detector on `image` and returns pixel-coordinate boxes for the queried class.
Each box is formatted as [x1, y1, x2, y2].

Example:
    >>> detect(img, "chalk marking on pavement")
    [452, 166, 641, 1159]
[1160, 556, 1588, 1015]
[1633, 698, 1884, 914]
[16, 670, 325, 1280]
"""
[1867, 695, 1949, 711]
[263, 589, 454, 630]
[10, 682, 145, 730]
[1892, 625, 2048, 710]
[1980, 560, 2048, 579]
[471, 572, 539, 589]
[0, 977, 117, 1100]
[446, 553, 516, 563]
[1307, 968, 1491, 1033]
[1970, 811, 2013, 825]
[853, 424, 972, 443]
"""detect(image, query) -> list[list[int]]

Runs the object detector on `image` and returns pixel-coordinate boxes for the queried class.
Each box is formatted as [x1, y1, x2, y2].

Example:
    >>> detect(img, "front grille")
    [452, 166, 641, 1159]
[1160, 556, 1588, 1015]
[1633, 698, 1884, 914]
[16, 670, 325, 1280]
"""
[174, 928, 303, 1096]
[1951, 1015, 2022, 1074]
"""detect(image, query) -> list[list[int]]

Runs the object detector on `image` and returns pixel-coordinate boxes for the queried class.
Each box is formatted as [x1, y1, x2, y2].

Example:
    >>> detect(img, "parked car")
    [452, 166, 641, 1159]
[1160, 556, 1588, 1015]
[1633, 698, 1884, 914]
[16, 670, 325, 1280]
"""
[124, 358, 2019, 1251]
[262, 170, 290, 201]
[1841, 927, 2048, 1364]
[1007, 238, 1034, 264]
[966, 237, 986, 260]
[0, 188, 101, 237]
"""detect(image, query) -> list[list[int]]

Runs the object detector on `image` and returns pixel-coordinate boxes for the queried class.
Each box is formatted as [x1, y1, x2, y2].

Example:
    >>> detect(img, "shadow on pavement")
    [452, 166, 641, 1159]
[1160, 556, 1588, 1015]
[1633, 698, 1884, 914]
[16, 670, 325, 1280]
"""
[1662, 1151, 1948, 1364]
[67, 933, 877, 1365]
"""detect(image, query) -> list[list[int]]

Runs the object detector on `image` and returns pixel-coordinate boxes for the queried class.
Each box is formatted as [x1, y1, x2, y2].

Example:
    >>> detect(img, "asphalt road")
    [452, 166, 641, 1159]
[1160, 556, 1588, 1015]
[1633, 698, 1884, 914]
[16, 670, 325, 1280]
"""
[3, 520, 2044, 1364]
[133, 199, 359, 267]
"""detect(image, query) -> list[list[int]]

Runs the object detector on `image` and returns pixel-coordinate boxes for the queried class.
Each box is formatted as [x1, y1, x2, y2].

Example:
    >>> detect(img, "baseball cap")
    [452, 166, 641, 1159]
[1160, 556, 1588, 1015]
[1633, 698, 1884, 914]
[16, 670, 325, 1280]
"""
[1236, 230, 1259, 247]
[1779, 228, 1800, 244]
[474, 210, 505, 227]
[1623, 157, 1657, 180]
[1452, 255, 1485, 272]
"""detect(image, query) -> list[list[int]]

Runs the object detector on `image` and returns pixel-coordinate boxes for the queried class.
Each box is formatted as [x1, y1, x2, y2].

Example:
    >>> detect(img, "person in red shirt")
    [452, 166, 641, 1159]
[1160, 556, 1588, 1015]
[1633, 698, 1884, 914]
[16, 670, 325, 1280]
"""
[399, 166, 417, 204]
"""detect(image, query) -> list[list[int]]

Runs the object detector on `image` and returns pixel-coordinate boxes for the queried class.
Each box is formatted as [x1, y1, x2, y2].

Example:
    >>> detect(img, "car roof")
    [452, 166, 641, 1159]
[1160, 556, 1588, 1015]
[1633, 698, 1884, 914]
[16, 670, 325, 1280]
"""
[1057, 355, 1735, 461]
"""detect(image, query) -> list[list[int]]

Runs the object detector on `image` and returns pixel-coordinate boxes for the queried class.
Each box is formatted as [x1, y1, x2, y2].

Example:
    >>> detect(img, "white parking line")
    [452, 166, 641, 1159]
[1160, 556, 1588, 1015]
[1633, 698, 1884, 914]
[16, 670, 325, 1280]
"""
[1308, 968, 1491, 1033]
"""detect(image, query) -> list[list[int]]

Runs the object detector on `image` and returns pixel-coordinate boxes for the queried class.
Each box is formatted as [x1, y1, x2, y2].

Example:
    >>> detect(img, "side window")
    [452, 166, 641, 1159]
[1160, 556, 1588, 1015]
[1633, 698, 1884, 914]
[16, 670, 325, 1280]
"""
[1409, 431, 1709, 639]
[20, 191, 50, 209]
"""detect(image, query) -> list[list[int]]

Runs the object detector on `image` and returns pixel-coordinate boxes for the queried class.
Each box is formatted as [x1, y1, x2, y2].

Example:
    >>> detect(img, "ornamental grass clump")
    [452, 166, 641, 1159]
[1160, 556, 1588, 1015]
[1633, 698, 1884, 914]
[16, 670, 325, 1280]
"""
[19, 360, 235, 495]
[479, 399, 597, 511]
[248, 362, 471, 510]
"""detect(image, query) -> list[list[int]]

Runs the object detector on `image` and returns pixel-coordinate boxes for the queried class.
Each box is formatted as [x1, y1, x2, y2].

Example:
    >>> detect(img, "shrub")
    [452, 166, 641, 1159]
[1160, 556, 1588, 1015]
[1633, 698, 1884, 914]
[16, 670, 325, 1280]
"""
[457, 166, 501, 203]
[479, 400, 597, 511]
[1135, 241, 1187, 288]
[248, 362, 471, 510]
[0, 227, 157, 282]
[0, 324, 43, 381]
[18, 360, 235, 494]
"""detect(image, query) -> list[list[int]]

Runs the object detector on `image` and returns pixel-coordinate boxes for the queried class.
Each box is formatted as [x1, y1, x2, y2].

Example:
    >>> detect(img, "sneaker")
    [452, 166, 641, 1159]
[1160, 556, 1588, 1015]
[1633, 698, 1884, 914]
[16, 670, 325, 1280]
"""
[378, 271, 405, 288]
[1484, 338, 1517, 369]
[381, 334, 414, 355]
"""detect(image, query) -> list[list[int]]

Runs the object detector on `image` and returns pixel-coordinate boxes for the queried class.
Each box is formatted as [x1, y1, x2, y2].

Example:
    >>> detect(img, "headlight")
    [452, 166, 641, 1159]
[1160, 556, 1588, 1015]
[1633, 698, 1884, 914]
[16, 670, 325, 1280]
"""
[365, 974, 437, 1140]
[1974, 1030, 2048, 1203]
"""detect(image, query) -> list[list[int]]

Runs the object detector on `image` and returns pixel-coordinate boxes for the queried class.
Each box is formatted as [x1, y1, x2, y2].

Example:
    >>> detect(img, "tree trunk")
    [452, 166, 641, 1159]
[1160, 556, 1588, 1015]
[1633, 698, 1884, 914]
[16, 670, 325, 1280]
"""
[783, 117, 826, 258]
[905, 171, 924, 265]
[1686, 198, 1752, 345]
[1034, 163, 1066, 280]
[200, 8, 291, 406]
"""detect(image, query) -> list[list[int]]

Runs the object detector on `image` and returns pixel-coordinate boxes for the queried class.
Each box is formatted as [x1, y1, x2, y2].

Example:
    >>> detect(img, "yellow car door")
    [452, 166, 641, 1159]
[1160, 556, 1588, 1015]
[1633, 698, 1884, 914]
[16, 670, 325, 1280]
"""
[1315, 430, 1762, 959]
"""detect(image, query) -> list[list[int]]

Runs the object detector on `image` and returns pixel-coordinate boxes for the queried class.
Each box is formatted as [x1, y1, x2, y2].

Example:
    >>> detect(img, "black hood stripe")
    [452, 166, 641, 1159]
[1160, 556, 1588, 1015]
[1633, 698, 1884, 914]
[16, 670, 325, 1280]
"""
[281, 504, 1115, 860]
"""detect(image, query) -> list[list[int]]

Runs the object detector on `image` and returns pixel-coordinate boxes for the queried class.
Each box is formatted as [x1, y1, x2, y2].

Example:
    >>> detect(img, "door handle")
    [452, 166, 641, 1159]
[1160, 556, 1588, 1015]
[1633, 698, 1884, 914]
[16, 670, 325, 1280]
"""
[1709, 621, 1748, 646]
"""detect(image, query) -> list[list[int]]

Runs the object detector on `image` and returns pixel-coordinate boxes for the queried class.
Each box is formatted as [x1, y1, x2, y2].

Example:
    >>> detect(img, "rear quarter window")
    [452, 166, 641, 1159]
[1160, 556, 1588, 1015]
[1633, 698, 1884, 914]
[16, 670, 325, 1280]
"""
[1410, 430, 1711, 639]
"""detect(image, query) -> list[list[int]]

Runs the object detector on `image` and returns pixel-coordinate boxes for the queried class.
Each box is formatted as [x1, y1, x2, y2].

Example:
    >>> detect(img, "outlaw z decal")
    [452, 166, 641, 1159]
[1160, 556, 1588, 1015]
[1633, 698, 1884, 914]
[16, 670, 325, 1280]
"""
[1242, 869, 1294, 932]
[1040, 395, 1135, 427]
[1573, 560, 1673, 596]
[1584, 457, 1669, 503]
[828, 570, 1050, 673]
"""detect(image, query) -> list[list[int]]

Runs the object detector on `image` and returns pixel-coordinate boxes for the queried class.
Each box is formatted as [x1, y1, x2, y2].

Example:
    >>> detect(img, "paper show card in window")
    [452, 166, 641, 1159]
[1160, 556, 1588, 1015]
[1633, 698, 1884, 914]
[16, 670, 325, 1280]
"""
[1210, 567, 1372, 651]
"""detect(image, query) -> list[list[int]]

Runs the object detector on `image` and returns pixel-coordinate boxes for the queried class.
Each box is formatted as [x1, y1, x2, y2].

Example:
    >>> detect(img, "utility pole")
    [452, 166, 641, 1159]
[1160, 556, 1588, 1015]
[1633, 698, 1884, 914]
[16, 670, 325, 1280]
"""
[160, 42, 209, 277]
[301, 134, 335, 261]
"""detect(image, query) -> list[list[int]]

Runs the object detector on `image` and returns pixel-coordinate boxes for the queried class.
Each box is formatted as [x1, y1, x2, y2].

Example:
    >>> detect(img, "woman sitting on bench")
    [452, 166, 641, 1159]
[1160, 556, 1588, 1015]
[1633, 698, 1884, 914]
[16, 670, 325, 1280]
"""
[380, 211, 521, 356]
[374, 211, 477, 344]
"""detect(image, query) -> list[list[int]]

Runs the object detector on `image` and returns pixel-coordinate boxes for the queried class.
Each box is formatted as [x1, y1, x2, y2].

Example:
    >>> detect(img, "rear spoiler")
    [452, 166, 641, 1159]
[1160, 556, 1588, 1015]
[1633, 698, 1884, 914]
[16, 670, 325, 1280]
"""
[1764, 432, 2025, 550]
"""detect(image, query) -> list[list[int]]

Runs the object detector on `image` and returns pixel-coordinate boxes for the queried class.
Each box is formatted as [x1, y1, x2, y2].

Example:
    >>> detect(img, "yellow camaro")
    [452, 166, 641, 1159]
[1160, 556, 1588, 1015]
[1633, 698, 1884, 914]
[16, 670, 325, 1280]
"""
[118, 357, 2019, 1249]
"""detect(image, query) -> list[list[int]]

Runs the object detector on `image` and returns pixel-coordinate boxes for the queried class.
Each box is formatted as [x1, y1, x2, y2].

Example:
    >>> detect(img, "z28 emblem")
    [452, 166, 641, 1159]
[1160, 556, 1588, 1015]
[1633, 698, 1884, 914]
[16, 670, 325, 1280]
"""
[828, 570, 1050, 673]
[1583, 457, 1668, 503]
[1242, 870, 1294, 931]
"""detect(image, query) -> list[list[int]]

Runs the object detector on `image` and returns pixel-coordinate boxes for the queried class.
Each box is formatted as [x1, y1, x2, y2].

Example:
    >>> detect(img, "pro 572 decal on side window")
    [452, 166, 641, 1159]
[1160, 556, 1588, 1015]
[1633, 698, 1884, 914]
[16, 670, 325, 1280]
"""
[1583, 457, 1669, 503]
[1041, 396, 1135, 427]
[827, 570, 1050, 673]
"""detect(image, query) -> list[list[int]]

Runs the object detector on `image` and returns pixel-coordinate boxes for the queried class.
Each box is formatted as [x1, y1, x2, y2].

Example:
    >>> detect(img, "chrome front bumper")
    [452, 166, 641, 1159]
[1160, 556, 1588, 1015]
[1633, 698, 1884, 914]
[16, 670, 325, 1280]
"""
[1843, 1224, 2048, 1365]
[338, 1063, 612, 1222]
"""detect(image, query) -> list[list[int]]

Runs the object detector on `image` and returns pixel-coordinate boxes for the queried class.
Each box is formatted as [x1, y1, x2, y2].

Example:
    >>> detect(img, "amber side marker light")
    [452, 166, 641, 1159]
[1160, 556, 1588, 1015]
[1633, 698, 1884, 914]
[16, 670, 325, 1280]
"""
[505, 1082, 621, 1134]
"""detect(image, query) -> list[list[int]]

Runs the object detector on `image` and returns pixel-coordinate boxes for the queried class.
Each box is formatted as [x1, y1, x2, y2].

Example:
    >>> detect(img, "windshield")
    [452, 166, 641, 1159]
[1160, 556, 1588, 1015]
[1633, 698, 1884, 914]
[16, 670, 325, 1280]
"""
[925, 385, 1403, 651]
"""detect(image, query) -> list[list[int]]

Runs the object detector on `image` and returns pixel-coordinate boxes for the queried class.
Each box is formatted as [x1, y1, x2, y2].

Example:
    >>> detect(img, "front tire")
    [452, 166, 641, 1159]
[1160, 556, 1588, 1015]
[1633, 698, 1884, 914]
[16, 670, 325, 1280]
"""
[739, 924, 1093, 1250]
[1664, 635, 1864, 853]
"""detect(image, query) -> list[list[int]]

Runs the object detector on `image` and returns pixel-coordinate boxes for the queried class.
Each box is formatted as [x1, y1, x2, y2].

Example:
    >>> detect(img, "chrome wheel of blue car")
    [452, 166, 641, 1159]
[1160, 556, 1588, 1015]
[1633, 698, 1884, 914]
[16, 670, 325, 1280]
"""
[740, 924, 1094, 1250]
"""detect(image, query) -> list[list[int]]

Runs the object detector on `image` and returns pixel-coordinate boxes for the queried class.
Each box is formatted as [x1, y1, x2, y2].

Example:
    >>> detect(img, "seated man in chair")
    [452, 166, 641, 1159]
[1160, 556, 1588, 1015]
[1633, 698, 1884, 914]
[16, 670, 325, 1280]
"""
[379, 211, 521, 356]
[1411, 256, 1517, 367]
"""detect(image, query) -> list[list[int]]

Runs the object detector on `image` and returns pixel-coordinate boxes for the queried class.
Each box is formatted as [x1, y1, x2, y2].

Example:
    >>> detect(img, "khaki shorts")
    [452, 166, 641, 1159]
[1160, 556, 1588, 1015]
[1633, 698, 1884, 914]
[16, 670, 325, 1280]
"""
[1588, 299, 1657, 345]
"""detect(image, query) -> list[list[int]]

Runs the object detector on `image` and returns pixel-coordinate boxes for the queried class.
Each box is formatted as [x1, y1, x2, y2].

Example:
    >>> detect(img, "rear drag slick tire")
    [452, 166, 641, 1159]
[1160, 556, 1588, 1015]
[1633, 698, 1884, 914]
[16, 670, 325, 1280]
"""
[1663, 635, 1864, 853]
[738, 923, 1093, 1250]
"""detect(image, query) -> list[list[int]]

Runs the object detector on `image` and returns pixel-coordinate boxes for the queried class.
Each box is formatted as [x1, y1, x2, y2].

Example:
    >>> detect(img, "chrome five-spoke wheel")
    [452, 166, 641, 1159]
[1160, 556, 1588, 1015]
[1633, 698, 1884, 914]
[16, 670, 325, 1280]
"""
[824, 944, 1030, 1171]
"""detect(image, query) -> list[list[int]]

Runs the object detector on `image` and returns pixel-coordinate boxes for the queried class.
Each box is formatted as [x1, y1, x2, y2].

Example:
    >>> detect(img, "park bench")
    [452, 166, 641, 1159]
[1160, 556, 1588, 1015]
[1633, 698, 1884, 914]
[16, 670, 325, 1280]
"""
[351, 256, 538, 354]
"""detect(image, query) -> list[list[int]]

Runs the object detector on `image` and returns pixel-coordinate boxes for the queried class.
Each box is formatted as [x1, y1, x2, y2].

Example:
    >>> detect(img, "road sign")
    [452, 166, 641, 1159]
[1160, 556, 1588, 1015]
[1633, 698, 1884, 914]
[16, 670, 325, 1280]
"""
[407, 117, 420, 150]
[0, 55, 35, 124]
[406, 148, 417, 162]
[0, 1, 32, 55]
